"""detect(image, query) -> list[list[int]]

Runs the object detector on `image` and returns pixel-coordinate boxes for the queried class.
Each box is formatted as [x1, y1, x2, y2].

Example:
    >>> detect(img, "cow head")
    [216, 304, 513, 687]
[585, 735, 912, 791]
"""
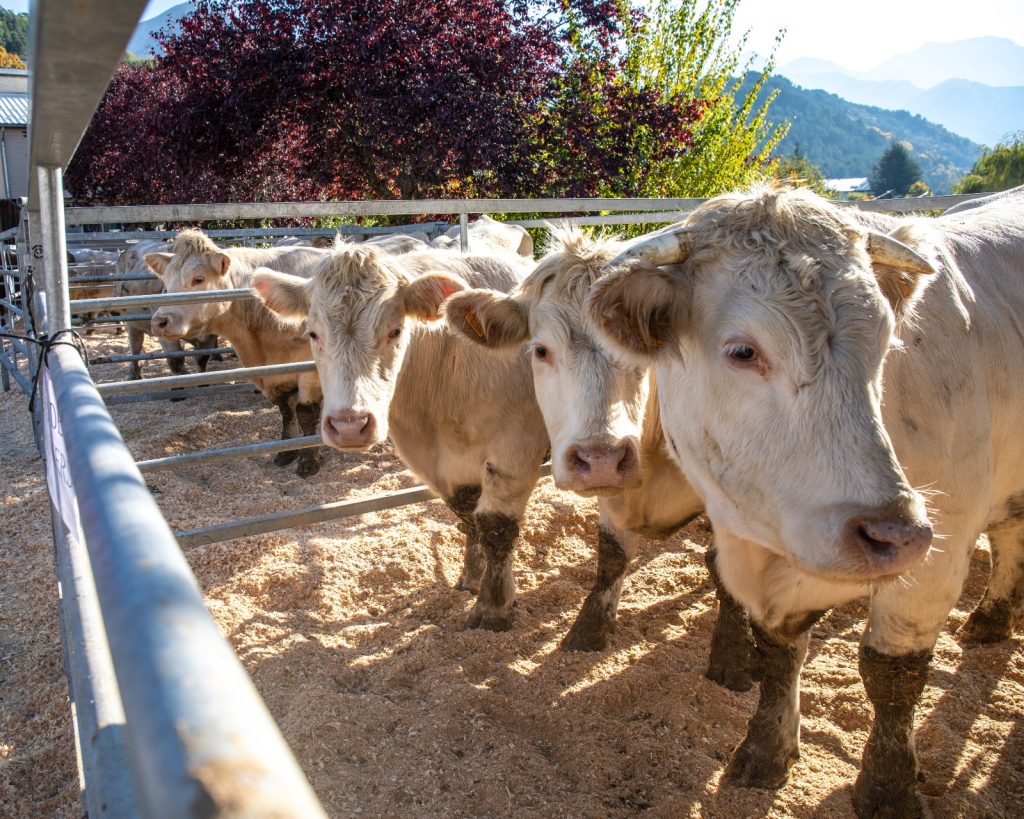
[445, 227, 647, 496]
[253, 244, 466, 450]
[147, 230, 235, 339]
[586, 186, 936, 583]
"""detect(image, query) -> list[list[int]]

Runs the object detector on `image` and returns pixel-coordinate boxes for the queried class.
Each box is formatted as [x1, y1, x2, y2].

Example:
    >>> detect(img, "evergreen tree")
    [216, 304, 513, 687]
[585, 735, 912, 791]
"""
[870, 141, 922, 197]
[0, 10, 29, 59]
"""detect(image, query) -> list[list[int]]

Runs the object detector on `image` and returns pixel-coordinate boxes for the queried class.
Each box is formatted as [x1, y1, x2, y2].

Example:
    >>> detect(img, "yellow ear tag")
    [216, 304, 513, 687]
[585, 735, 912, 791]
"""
[465, 309, 485, 339]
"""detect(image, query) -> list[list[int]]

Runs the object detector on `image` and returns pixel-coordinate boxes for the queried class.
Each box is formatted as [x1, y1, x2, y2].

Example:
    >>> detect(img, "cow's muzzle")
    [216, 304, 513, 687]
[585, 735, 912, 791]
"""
[322, 410, 377, 450]
[845, 506, 933, 579]
[559, 436, 641, 496]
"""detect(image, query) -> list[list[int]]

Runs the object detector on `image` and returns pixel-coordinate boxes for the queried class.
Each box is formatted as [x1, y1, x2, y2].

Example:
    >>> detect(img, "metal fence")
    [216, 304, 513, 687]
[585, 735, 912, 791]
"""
[9, 190, 985, 817]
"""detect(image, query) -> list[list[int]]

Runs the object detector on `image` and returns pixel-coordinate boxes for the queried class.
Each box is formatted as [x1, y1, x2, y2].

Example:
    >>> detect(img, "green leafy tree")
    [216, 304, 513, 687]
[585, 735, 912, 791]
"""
[870, 141, 922, 197]
[0, 10, 28, 59]
[953, 133, 1024, 193]
[620, 0, 788, 197]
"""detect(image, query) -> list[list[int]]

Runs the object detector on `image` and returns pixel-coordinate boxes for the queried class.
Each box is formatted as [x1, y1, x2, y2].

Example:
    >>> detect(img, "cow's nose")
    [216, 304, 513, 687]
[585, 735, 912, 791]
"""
[848, 511, 933, 578]
[151, 314, 169, 336]
[322, 411, 376, 449]
[564, 441, 636, 490]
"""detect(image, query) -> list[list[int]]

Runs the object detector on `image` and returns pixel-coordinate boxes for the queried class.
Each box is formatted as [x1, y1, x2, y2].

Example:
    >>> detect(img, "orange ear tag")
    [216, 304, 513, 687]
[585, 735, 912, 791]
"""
[465, 308, 486, 339]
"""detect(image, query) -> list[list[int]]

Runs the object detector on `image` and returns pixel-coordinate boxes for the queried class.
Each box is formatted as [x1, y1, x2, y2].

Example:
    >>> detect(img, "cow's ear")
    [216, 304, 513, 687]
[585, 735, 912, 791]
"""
[252, 268, 311, 319]
[145, 252, 174, 277]
[401, 273, 467, 321]
[866, 230, 936, 321]
[209, 251, 232, 278]
[586, 262, 688, 363]
[444, 289, 530, 349]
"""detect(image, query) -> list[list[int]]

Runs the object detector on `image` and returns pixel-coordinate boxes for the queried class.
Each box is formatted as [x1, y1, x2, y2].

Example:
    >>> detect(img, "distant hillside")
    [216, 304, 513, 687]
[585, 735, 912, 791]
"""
[744, 73, 984, 194]
[780, 37, 1024, 147]
[127, 2, 194, 57]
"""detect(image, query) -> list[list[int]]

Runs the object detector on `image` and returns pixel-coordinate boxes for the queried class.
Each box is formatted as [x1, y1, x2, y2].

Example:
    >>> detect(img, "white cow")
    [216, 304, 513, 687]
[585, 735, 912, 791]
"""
[585, 184, 1024, 817]
[252, 244, 548, 630]
[115, 240, 221, 381]
[443, 227, 755, 686]
[431, 214, 534, 257]
[147, 230, 330, 476]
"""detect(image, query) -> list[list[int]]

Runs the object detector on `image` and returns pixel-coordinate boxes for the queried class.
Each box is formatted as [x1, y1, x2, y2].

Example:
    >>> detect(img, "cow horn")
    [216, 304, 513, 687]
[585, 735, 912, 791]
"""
[866, 232, 935, 276]
[607, 227, 693, 268]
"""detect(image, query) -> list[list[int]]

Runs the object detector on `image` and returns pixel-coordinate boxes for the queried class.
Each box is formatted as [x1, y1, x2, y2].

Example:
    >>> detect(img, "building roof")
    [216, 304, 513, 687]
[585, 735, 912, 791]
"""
[826, 177, 872, 193]
[0, 93, 28, 127]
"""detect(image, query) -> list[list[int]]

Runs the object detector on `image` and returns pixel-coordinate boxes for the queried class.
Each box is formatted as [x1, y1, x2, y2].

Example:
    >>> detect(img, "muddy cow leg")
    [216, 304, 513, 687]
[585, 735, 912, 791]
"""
[127, 326, 146, 380]
[704, 545, 757, 692]
[726, 612, 824, 789]
[194, 333, 221, 374]
[466, 512, 520, 632]
[852, 647, 931, 819]
[959, 524, 1024, 643]
[272, 388, 302, 466]
[445, 485, 484, 593]
[294, 399, 323, 478]
[164, 338, 187, 376]
[562, 520, 635, 652]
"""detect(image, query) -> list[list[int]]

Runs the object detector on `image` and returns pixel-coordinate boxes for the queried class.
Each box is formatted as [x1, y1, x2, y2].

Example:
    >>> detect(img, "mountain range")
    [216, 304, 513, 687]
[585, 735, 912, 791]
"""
[780, 37, 1024, 146]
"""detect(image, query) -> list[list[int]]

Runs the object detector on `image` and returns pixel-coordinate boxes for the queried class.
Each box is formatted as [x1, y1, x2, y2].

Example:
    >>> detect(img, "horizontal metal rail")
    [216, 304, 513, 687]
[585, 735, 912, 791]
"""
[176, 484, 440, 548]
[105, 382, 256, 405]
[69, 273, 157, 283]
[65, 222, 451, 241]
[138, 434, 321, 473]
[74, 313, 152, 325]
[71, 287, 254, 313]
[97, 360, 315, 395]
[45, 342, 326, 817]
[91, 346, 235, 365]
[65, 197, 711, 226]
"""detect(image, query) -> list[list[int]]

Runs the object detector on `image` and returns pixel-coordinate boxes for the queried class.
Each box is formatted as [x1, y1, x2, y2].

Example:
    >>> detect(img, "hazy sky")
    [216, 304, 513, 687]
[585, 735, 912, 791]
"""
[4, 0, 1024, 73]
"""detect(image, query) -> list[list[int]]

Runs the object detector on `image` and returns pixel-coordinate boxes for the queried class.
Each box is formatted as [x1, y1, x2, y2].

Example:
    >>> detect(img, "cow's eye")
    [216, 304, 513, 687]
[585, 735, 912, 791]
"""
[387, 327, 402, 341]
[192, 275, 204, 286]
[307, 330, 319, 342]
[533, 345, 550, 363]
[724, 340, 763, 371]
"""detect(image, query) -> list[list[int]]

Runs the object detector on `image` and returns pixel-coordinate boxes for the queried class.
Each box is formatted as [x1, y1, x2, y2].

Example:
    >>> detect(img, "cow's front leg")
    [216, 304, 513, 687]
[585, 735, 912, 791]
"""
[704, 546, 756, 692]
[446, 485, 484, 593]
[726, 613, 822, 789]
[271, 388, 302, 466]
[128, 326, 147, 380]
[466, 512, 520, 631]
[294, 399, 323, 477]
[562, 521, 635, 652]
[852, 647, 930, 819]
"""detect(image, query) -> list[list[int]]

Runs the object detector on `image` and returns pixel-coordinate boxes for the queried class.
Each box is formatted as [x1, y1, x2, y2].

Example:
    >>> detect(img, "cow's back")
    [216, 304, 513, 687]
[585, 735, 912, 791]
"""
[885, 199, 1024, 522]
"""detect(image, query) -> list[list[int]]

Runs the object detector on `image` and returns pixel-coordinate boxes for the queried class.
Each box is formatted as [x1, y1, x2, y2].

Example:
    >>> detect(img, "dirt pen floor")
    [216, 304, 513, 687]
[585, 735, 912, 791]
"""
[2, 331, 1023, 818]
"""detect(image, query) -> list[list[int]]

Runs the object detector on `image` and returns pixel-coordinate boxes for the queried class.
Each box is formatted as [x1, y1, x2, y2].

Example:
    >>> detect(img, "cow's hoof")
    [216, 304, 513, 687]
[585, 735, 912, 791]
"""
[454, 575, 481, 595]
[466, 609, 513, 632]
[958, 606, 1013, 644]
[274, 449, 300, 467]
[705, 657, 754, 692]
[852, 776, 923, 819]
[725, 741, 796, 790]
[295, 457, 321, 478]
[560, 620, 610, 652]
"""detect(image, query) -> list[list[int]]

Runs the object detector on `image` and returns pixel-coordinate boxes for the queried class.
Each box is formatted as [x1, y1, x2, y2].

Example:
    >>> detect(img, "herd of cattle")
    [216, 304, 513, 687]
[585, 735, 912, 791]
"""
[77, 186, 1024, 816]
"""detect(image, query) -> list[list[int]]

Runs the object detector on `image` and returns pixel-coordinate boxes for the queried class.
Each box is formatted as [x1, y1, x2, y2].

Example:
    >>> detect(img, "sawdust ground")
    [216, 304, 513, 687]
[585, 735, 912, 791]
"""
[1, 332, 1022, 818]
